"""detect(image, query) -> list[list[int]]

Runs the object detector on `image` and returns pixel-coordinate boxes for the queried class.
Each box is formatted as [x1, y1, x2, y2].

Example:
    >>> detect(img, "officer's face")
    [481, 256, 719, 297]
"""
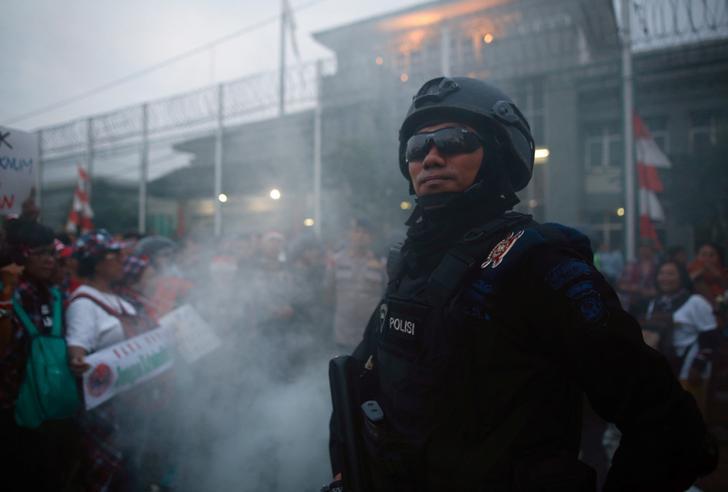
[407, 122, 484, 196]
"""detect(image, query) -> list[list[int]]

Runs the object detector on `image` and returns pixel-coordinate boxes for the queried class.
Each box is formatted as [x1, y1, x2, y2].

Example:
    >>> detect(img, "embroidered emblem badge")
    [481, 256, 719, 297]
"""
[481, 230, 525, 269]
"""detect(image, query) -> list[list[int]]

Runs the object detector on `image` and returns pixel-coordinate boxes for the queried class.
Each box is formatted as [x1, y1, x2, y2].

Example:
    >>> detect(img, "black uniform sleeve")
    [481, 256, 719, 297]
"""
[520, 244, 717, 491]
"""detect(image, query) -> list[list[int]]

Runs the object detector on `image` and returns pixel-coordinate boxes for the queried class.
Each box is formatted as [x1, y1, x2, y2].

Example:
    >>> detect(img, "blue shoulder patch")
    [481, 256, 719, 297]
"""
[577, 293, 605, 323]
[546, 260, 591, 290]
[565, 280, 595, 300]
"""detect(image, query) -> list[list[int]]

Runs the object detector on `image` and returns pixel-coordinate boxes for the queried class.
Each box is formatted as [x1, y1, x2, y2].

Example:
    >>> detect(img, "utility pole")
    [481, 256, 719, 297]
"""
[278, 0, 287, 116]
[86, 117, 94, 201]
[621, 0, 636, 261]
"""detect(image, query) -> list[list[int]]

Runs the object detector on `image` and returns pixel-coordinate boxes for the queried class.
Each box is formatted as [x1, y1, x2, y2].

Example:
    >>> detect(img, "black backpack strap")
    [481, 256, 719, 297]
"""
[425, 213, 534, 309]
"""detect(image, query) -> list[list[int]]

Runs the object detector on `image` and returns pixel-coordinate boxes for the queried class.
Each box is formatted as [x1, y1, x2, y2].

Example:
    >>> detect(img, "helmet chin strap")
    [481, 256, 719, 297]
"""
[415, 191, 463, 210]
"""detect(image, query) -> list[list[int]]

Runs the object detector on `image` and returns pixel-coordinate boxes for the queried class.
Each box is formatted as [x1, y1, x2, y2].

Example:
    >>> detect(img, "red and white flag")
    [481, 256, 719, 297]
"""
[66, 166, 94, 234]
[634, 114, 671, 246]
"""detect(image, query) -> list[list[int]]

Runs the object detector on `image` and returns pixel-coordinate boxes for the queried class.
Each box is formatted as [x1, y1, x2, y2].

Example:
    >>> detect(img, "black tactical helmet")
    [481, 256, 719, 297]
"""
[399, 76, 535, 192]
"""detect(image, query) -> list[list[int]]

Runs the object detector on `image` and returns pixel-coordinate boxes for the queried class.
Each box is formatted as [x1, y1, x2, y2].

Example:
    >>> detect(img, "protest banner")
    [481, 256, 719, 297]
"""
[159, 304, 221, 363]
[82, 325, 175, 410]
[0, 126, 37, 216]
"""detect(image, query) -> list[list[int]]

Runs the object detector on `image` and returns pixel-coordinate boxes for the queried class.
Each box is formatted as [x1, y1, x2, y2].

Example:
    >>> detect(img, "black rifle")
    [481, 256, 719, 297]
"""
[328, 355, 370, 492]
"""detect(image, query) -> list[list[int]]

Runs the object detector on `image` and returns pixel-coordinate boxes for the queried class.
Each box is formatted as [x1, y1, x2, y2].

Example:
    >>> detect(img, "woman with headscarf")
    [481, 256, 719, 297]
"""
[641, 260, 719, 412]
[65, 230, 157, 491]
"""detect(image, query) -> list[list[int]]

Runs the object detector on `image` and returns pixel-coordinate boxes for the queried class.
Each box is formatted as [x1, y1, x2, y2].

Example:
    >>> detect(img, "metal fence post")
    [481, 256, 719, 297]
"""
[86, 117, 94, 201]
[278, 0, 286, 117]
[35, 130, 43, 209]
[313, 61, 323, 238]
[214, 84, 224, 237]
[139, 104, 149, 234]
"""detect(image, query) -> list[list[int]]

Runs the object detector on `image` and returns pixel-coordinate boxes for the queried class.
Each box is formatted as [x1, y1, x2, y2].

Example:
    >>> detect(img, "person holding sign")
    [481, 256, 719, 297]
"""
[0, 126, 37, 219]
[0, 219, 81, 490]
[65, 230, 156, 491]
[66, 230, 150, 365]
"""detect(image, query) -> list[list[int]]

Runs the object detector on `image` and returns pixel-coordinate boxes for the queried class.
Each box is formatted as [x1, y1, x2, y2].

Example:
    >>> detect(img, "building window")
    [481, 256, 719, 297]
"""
[510, 79, 544, 144]
[689, 111, 719, 154]
[584, 124, 623, 169]
[584, 123, 623, 194]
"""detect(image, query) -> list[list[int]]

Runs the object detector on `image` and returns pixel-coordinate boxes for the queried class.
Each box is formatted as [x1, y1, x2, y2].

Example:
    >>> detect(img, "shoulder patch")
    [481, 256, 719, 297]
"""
[481, 230, 525, 269]
[565, 280, 595, 300]
[545, 260, 592, 290]
[577, 293, 606, 323]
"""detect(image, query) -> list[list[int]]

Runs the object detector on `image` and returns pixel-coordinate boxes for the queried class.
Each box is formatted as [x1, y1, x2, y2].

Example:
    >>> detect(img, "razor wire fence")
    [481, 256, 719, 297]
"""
[31, 0, 728, 235]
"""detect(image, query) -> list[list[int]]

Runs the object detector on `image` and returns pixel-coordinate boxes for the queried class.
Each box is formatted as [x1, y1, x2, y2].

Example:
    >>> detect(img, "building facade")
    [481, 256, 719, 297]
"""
[311, 0, 728, 249]
[35, 0, 728, 251]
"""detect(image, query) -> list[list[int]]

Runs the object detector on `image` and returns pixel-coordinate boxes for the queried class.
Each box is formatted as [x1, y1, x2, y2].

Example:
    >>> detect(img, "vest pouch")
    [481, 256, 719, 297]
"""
[15, 335, 80, 428]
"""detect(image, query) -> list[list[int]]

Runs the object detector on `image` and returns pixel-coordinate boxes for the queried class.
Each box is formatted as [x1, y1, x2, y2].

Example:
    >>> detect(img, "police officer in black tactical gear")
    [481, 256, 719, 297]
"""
[324, 76, 718, 492]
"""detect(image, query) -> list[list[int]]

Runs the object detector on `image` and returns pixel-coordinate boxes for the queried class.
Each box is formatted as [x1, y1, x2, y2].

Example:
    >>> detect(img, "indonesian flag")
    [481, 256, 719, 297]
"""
[635, 114, 671, 245]
[66, 166, 94, 234]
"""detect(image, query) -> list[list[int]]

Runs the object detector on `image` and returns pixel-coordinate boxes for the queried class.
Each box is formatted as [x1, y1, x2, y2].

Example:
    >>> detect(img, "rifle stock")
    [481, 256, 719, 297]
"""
[329, 355, 369, 492]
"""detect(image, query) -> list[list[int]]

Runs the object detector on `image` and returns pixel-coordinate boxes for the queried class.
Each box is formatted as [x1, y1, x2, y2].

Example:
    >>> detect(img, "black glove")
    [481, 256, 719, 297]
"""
[320, 479, 344, 492]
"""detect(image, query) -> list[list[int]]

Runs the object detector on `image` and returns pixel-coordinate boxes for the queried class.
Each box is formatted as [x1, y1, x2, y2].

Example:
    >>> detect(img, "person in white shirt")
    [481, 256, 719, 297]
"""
[65, 230, 136, 375]
[642, 260, 719, 410]
[64, 230, 160, 490]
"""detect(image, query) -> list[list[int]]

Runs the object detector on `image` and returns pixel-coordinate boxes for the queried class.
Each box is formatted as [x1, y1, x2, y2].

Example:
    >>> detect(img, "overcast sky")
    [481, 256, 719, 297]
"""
[1, 0, 423, 131]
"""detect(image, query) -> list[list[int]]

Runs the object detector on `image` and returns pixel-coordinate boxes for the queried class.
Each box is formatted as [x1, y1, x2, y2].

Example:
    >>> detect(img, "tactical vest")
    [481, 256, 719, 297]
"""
[359, 213, 594, 491]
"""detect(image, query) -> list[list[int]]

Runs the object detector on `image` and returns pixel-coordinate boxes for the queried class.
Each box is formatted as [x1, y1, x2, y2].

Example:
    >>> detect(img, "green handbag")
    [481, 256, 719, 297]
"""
[14, 287, 80, 428]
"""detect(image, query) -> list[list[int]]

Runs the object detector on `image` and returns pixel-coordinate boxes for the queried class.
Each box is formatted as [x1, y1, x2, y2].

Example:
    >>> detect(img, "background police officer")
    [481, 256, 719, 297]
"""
[326, 76, 717, 491]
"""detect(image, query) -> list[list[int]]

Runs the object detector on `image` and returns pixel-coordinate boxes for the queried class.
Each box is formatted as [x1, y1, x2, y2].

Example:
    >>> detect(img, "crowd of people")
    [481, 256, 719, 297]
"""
[0, 191, 726, 491]
[589, 238, 728, 487]
[602, 238, 727, 407]
[0, 195, 386, 491]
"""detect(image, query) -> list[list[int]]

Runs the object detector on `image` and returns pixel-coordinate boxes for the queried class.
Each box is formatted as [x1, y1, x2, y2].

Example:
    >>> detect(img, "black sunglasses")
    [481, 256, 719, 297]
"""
[405, 127, 483, 162]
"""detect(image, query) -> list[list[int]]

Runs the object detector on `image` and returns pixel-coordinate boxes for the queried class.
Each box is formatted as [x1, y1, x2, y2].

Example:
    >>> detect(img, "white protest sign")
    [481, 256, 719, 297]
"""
[82, 325, 175, 410]
[159, 304, 221, 363]
[0, 126, 37, 216]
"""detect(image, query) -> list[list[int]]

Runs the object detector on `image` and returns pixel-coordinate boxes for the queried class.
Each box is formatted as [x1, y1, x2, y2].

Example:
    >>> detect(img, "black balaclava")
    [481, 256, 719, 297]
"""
[402, 129, 520, 273]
